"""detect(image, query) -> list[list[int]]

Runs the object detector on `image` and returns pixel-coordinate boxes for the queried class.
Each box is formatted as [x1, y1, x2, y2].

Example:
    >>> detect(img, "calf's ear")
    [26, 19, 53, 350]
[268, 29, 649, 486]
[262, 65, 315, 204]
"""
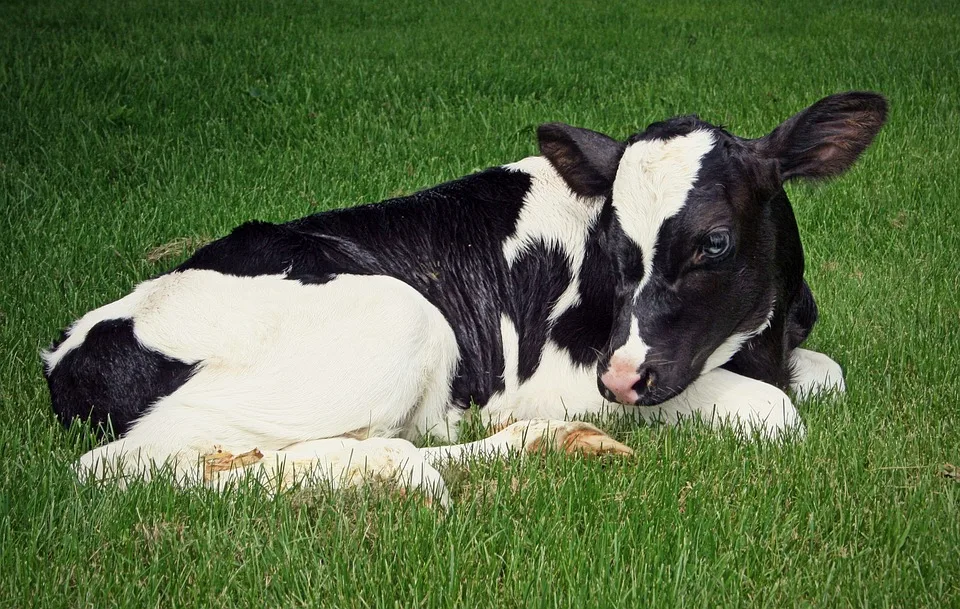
[752, 92, 888, 181]
[537, 123, 625, 197]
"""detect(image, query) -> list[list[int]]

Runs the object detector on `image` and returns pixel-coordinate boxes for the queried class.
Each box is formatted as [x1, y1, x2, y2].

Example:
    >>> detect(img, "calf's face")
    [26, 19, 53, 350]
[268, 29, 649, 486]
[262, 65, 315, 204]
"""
[538, 92, 887, 406]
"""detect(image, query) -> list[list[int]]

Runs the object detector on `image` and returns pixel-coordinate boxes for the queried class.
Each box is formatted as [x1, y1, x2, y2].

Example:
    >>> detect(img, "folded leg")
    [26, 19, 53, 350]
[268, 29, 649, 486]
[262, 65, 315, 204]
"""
[420, 419, 633, 466]
[642, 367, 805, 439]
[789, 348, 845, 398]
[209, 437, 452, 507]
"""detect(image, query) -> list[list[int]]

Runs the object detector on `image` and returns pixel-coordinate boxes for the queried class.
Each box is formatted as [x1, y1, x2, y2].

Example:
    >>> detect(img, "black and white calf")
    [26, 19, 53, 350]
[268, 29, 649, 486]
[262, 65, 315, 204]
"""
[44, 92, 886, 503]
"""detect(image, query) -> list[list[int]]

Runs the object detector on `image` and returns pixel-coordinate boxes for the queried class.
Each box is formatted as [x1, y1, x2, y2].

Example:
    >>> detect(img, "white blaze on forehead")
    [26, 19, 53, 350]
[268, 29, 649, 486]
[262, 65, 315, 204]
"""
[612, 130, 715, 294]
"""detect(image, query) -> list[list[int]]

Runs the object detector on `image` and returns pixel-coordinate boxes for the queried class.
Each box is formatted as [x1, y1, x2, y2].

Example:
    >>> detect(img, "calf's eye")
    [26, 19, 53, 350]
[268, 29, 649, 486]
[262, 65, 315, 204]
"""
[700, 230, 732, 260]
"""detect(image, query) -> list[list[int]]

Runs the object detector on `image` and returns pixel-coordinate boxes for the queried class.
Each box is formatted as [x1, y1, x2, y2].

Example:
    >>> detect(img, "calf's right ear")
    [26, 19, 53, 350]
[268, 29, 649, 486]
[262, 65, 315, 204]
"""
[537, 123, 625, 198]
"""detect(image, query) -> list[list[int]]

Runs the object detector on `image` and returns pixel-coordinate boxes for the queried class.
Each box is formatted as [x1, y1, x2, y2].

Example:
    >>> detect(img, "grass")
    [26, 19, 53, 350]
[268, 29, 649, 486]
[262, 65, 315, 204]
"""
[1, 0, 959, 606]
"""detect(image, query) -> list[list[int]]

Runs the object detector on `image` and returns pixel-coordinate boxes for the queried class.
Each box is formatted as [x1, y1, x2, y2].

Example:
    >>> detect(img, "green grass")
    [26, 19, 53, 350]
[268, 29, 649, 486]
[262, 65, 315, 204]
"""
[2, 0, 959, 606]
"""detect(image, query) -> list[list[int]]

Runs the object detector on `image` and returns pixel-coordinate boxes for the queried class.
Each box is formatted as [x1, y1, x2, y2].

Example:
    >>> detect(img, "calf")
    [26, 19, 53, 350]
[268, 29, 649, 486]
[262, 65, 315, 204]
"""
[44, 92, 886, 504]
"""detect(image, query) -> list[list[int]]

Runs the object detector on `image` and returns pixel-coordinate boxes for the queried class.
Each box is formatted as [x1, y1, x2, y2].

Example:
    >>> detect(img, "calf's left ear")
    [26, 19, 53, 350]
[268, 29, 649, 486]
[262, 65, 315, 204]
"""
[752, 91, 888, 181]
[538, 123, 625, 197]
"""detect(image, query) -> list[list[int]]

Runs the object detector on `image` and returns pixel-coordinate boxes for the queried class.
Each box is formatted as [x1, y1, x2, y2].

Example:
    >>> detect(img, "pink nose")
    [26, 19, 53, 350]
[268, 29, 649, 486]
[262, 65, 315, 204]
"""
[600, 364, 643, 404]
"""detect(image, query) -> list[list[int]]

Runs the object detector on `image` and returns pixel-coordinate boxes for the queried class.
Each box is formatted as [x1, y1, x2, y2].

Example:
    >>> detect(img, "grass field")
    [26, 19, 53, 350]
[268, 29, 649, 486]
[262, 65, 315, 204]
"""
[2, 0, 959, 606]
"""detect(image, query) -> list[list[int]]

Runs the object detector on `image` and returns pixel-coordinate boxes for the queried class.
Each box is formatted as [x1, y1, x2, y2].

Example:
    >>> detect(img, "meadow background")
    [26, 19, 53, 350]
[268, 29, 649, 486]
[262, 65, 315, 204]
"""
[1, 0, 958, 606]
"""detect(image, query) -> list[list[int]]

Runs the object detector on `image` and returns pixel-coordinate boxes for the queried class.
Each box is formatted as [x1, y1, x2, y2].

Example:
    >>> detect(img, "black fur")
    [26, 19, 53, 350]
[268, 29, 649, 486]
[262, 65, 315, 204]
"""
[552, 212, 618, 366]
[46, 319, 196, 436]
[629, 114, 709, 143]
[504, 243, 572, 382]
[785, 281, 818, 350]
[722, 189, 808, 390]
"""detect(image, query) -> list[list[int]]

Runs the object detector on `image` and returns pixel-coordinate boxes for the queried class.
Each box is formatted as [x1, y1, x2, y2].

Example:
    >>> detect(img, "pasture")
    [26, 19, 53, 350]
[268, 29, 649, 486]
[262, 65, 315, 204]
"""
[1, 0, 958, 606]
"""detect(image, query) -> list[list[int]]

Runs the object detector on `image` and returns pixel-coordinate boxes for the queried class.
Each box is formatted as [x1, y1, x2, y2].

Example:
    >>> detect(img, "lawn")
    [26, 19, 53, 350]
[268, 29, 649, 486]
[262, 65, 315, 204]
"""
[1, 0, 958, 606]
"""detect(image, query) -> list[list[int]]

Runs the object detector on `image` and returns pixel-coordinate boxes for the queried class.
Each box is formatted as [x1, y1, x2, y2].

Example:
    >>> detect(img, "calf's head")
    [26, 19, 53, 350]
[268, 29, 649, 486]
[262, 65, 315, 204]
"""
[538, 92, 887, 406]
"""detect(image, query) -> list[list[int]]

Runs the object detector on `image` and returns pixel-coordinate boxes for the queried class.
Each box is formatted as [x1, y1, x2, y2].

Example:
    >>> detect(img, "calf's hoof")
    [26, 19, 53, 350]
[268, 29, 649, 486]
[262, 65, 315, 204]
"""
[505, 420, 634, 456]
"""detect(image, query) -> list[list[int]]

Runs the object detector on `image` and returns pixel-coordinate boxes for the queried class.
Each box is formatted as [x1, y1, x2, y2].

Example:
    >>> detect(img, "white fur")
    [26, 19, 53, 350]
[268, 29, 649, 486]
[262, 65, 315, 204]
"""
[421, 419, 619, 463]
[790, 348, 845, 397]
[503, 157, 603, 322]
[78, 436, 453, 507]
[484, 316, 615, 426]
[613, 130, 715, 293]
[643, 366, 804, 439]
[603, 131, 715, 377]
[218, 438, 452, 507]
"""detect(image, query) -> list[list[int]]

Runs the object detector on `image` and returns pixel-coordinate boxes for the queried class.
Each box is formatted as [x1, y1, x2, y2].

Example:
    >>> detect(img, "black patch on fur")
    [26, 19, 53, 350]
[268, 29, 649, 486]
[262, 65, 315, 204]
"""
[45, 318, 196, 437]
[722, 315, 793, 390]
[504, 243, 572, 381]
[630, 115, 713, 143]
[553, 207, 618, 366]
[178, 222, 371, 285]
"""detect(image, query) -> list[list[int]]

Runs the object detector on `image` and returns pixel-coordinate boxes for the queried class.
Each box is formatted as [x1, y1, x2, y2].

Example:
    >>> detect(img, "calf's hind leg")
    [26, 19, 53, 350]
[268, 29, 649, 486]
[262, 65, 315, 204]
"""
[73, 274, 463, 488]
[75, 418, 632, 505]
[208, 437, 452, 507]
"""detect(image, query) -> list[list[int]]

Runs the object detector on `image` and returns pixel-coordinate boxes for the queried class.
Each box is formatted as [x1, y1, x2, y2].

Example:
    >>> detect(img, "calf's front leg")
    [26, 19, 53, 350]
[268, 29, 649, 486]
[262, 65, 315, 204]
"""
[420, 419, 633, 466]
[643, 367, 805, 439]
[789, 348, 846, 398]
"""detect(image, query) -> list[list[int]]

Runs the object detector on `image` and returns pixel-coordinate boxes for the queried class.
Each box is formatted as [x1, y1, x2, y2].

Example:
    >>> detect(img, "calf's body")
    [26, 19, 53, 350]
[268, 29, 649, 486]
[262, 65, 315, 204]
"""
[44, 93, 885, 502]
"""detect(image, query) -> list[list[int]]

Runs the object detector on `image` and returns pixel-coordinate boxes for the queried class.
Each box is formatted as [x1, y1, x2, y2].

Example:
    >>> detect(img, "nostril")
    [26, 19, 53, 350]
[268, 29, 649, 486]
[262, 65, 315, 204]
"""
[633, 368, 657, 394]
